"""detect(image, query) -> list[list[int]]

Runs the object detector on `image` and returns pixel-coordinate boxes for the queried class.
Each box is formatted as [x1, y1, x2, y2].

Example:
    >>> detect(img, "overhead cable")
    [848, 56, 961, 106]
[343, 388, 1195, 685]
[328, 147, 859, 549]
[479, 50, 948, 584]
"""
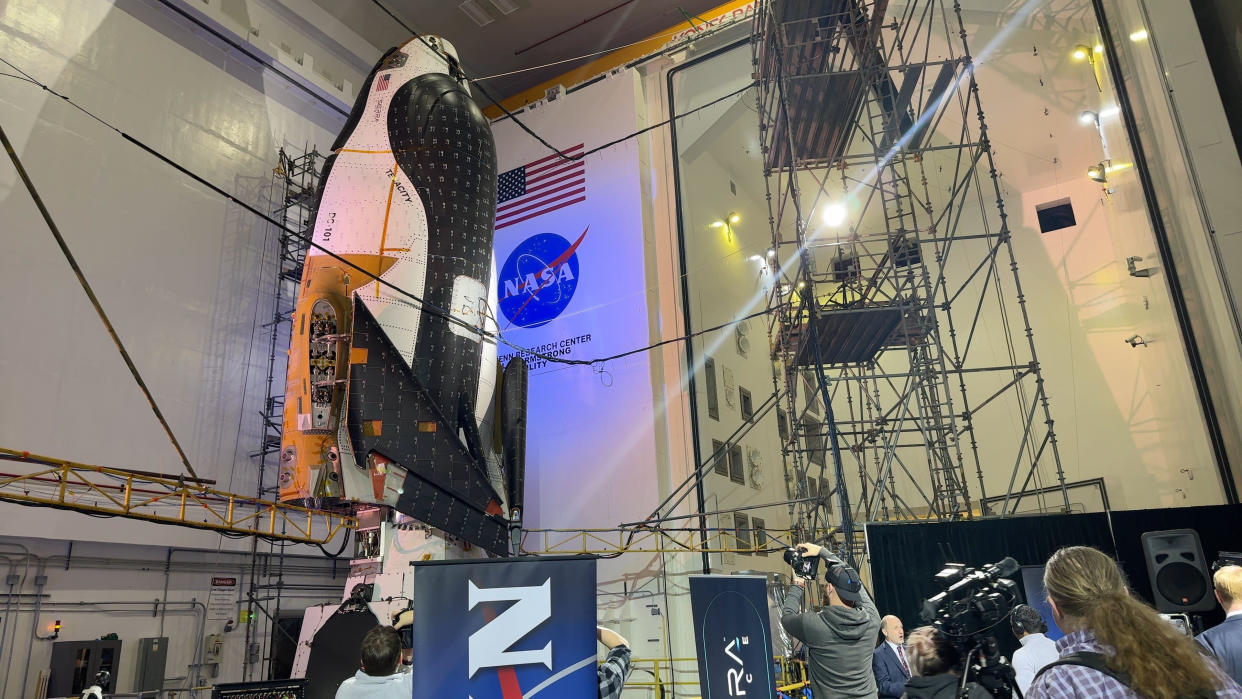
[0, 121, 200, 481]
[0, 57, 767, 369]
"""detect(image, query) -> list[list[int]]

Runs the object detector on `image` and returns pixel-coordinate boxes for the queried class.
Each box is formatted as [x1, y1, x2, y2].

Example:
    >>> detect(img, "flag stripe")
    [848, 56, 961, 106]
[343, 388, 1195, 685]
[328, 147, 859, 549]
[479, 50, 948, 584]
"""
[495, 144, 586, 225]
[497, 185, 586, 222]
[521, 170, 585, 200]
[525, 157, 583, 181]
[524, 144, 584, 170]
[523, 163, 584, 190]
[496, 196, 587, 230]
[496, 168, 584, 214]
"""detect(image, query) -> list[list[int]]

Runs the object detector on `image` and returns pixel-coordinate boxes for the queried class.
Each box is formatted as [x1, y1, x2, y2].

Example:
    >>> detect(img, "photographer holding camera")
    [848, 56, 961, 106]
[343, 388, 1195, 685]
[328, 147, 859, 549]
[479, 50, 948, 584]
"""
[780, 542, 881, 698]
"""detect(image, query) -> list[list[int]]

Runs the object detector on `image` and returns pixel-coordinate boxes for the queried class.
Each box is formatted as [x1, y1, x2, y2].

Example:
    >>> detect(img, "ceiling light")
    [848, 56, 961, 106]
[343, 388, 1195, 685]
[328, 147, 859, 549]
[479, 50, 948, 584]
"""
[488, 0, 520, 15]
[710, 220, 725, 228]
[748, 255, 763, 262]
[1094, 44, 1104, 53]
[796, 280, 806, 289]
[1087, 162, 1108, 183]
[729, 213, 741, 224]
[822, 203, 847, 227]
[1129, 29, 1148, 42]
[1079, 110, 1099, 125]
[766, 248, 776, 258]
[458, 0, 494, 27]
[1072, 44, 1091, 61]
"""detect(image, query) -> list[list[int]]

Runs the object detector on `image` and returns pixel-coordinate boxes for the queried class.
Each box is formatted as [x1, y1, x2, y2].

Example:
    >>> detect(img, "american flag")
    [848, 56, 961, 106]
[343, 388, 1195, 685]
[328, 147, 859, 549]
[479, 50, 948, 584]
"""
[495, 144, 586, 230]
[376, 73, 391, 91]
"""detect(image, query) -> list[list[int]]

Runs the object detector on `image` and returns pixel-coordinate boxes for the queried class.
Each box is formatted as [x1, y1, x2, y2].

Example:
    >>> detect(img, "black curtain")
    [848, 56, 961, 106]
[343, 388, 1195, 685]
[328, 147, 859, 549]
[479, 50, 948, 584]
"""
[866, 513, 1114, 657]
[1110, 503, 1242, 630]
[866, 504, 1242, 654]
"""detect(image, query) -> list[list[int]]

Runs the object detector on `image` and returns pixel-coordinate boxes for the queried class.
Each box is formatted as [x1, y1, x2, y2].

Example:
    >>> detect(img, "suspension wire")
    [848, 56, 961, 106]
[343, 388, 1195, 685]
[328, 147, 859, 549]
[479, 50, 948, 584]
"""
[370, 0, 756, 164]
[0, 58, 769, 369]
[0, 121, 200, 482]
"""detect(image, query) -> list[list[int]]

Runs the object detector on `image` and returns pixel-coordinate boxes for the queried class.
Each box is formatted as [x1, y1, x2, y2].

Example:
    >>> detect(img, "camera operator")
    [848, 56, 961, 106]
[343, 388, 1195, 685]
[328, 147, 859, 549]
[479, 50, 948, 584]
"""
[903, 626, 992, 699]
[1198, 565, 1242, 684]
[1010, 604, 1057, 695]
[780, 542, 881, 698]
[1028, 546, 1242, 699]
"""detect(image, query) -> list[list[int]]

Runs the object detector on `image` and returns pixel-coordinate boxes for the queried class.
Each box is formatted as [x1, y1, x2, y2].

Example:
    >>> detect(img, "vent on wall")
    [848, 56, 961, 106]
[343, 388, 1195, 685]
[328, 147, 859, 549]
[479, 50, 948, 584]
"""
[1036, 197, 1076, 233]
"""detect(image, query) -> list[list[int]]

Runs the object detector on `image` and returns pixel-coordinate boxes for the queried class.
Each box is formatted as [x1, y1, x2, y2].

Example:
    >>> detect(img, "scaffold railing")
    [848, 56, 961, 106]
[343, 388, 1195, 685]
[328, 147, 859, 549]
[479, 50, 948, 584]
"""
[0, 447, 354, 544]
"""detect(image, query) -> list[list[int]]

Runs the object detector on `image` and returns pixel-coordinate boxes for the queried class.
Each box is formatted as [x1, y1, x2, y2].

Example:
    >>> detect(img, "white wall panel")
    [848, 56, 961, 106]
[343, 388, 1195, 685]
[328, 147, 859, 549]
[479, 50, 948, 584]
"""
[0, 0, 351, 548]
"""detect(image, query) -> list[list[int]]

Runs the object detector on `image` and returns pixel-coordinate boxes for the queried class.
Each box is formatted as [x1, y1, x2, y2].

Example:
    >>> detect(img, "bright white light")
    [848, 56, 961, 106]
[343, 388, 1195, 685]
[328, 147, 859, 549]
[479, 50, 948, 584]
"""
[766, 248, 776, 258]
[1079, 110, 1098, 125]
[1099, 106, 1120, 119]
[1129, 29, 1147, 42]
[822, 203, 848, 227]
[748, 255, 763, 262]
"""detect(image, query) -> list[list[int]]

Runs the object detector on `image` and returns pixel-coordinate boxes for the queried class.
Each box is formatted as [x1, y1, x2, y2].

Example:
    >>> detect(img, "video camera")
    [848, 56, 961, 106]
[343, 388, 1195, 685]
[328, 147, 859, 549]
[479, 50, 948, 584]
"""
[919, 557, 1022, 699]
[783, 547, 822, 580]
[1212, 551, 1242, 572]
[919, 557, 1020, 633]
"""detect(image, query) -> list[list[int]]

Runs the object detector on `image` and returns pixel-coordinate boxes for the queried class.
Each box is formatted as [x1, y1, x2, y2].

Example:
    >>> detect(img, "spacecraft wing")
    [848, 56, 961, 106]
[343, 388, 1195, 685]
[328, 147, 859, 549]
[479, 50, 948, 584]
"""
[346, 298, 508, 554]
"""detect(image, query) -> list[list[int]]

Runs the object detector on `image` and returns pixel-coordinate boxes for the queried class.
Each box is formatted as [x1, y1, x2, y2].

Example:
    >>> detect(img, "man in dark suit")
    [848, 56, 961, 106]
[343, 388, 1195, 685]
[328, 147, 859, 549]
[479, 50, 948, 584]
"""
[1199, 564, 1242, 684]
[873, 614, 910, 698]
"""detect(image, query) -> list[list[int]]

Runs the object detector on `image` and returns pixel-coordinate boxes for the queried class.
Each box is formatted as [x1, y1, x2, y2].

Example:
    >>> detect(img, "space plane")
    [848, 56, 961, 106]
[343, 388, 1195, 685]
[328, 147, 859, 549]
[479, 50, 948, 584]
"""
[277, 35, 527, 556]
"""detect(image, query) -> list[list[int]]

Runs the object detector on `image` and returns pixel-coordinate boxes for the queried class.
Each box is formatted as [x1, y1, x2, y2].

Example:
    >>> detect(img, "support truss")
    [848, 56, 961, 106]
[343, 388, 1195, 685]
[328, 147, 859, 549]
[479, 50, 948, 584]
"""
[754, 0, 1068, 541]
[0, 447, 354, 543]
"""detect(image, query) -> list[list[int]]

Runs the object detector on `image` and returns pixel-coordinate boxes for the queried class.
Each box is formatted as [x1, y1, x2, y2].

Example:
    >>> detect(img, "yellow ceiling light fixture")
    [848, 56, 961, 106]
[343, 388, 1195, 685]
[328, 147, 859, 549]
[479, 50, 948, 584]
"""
[729, 212, 741, 224]
[1071, 44, 1091, 61]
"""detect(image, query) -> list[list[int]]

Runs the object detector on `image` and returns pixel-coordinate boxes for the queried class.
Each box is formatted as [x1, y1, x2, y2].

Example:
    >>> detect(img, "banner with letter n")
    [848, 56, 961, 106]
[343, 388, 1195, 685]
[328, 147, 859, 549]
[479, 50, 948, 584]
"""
[690, 574, 777, 699]
[413, 556, 597, 698]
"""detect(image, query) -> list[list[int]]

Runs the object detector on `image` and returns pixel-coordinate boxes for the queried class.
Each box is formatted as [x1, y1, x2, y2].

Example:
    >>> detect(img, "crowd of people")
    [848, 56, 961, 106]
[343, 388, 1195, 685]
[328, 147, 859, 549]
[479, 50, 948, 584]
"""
[333, 545, 1242, 699]
[779, 543, 1242, 699]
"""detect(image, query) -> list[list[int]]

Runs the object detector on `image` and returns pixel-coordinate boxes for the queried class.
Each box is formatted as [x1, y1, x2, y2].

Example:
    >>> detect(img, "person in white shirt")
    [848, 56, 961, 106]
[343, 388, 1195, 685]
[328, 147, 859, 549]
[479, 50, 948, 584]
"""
[1010, 604, 1058, 694]
[335, 625, 412, 699]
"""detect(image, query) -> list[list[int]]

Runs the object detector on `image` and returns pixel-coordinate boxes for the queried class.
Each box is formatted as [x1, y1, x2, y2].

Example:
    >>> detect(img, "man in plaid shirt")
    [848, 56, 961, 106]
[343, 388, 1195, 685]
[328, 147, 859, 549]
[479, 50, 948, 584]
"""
[1028, 547, 1242, 699]
[598, 625, 633, 699]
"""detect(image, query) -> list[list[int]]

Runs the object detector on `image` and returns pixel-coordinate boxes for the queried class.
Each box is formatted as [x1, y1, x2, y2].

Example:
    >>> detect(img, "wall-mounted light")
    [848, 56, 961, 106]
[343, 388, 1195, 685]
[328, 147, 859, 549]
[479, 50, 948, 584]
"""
[766, 248, 776, 258]
[1071, 44, 1092, 61]
[1086, 161, 1108, 183]
[710, 212, 741, 242]
[1129, 29, 1147, 42]
[1079, 110, 1099, 125]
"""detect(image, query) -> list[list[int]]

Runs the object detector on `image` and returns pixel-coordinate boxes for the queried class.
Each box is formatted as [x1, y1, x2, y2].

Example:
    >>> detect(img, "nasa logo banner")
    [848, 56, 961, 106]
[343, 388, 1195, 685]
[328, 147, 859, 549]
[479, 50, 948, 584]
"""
[499, 229, 586, 329]
[690, 575, 777, 699]
[412, 556, 597, 698]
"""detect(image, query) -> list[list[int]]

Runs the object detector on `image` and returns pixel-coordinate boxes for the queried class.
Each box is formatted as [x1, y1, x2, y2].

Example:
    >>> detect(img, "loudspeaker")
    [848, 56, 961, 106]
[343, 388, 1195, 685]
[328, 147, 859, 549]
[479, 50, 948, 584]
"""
[1141, 529, 1215, 613]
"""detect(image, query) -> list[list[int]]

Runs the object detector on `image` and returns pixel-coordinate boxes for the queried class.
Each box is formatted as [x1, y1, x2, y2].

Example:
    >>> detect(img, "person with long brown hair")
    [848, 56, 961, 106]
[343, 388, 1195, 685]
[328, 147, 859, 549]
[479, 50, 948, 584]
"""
[1028, 546, 1242, 699]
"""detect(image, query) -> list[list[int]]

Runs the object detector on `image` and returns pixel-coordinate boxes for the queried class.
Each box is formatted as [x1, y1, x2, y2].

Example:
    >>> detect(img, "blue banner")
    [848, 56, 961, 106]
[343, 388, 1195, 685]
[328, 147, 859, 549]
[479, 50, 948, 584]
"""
[691, 575, 777, 699]
[412, 556, 597, 698]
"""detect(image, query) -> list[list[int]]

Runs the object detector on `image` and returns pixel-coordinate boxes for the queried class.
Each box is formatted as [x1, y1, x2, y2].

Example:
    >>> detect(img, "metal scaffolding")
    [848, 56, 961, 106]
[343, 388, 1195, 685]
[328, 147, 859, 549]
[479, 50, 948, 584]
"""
[754, 0, 1068, 548]
[244, 147, 323, 681]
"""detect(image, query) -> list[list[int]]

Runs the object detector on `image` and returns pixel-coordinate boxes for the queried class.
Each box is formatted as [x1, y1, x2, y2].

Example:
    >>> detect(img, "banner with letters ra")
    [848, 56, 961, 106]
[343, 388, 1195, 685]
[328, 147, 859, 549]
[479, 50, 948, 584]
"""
[690, 574, 777, 699]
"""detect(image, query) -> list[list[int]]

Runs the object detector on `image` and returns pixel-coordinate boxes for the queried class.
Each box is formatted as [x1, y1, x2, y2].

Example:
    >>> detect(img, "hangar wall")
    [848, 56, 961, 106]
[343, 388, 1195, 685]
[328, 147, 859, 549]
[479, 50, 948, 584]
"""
[0, 1, 373, 694]
[0, 536, 345, 696]
[0, 0, 364, 549]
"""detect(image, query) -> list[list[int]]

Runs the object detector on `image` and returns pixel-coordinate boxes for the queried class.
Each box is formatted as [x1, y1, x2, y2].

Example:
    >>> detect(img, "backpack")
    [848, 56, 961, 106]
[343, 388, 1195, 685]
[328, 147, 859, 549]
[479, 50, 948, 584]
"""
[1034, 651, 1214, 699]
